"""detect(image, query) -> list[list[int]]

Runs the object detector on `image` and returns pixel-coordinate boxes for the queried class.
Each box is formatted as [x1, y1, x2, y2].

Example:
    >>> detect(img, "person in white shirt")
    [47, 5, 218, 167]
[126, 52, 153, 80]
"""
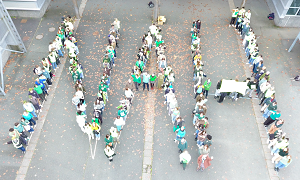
[114, 116, 125, 131]
[145, 33, 153, 51]
[179, 150, 191, 170]
[245, 9, 251, 20]
[113, 18, 120, 33]
[48, 42, 55, 52]
[125, 87, 134, 104]
[149, 23, 157, 39]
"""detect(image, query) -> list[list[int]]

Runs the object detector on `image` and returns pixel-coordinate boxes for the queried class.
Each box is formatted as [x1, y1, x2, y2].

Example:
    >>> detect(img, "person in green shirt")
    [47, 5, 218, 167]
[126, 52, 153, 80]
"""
[131, 73, 141, 91]
[34, 84, 46, 102]
[103, 55, 111, 68]
[105, 134, 114, 147]
[150, 73, 157, 90]
[99, 81, 109, 102]
[263, 110, 281, 128]
[135, 59, 144, 72]
[203, 78, 212, 99]
[118, 107, 128, 121]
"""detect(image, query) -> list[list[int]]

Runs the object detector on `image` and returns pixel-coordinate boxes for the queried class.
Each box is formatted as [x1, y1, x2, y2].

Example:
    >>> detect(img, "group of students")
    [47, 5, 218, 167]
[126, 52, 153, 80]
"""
[171, 21, 214, 171]
[130, 23, 169, 92]
[71, 18, 123, 163]
[4, 15, 75, 153]
[229, 7, 292, 172]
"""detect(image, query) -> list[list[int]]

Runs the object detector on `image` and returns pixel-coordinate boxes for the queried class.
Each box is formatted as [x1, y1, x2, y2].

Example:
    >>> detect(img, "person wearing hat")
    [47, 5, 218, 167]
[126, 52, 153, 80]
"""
[175, 126, 186, 143]
[179, 150, 191, 170]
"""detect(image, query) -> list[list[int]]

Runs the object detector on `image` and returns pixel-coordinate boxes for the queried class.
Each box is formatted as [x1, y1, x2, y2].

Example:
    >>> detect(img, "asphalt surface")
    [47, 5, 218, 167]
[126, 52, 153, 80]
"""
[1, 0, 300, 180]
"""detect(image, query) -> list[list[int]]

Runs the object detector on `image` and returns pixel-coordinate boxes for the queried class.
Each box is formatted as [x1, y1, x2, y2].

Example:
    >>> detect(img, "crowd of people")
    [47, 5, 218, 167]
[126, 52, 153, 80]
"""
[4, 15, 75, 153]
[71, 18, 122, 163]
[229, 7, 292, 172]
[173, 20, 214, 171]
[190, 20, 214, 172]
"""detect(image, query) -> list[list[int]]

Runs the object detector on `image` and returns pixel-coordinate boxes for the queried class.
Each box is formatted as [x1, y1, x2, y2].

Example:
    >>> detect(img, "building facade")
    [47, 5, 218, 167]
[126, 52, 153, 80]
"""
[267, 0, 300, 27]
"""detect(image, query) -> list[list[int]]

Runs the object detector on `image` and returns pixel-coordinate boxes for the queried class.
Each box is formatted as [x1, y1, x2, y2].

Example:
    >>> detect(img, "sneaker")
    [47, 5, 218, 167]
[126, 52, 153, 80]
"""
[164, 101, 166, 104]
[113, 64, 115, 67]
[40, 109, 42, 112]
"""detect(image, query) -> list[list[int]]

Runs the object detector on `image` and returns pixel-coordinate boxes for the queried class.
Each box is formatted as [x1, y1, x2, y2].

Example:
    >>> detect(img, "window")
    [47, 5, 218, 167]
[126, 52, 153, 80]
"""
[287, 0, 300, 16]
[290, 0, 300, 7]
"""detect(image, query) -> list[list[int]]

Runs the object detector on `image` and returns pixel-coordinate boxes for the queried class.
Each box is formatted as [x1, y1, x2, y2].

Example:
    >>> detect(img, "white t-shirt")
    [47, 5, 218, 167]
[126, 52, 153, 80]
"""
[125, 89, 133, 98]
[145, 36, 152, 45]
[149, 25, 157, 35]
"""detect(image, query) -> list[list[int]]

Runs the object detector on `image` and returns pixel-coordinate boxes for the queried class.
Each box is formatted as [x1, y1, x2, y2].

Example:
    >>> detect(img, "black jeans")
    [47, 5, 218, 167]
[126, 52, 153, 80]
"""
[134, 82, 139, 91]
[230, 17, 236, 25]
[203, 90, 208, 98]
[143, 83, 149, 91]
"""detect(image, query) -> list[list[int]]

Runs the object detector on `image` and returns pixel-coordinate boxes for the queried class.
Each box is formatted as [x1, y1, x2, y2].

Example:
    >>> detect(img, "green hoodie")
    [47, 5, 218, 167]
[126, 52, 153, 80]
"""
[204, 80, 212, 91]
[99, 83, 109, 92]
[34, 85, 43, 94]
[131, 74, 141, 83]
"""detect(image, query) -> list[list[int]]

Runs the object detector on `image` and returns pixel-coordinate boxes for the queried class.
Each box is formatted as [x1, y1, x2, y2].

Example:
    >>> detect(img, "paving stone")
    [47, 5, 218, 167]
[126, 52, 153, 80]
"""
[143, 156, 152, 165]
[144, 149, 152, 157]
[142, 173, 151, 180]
[144, 141, 153, 150]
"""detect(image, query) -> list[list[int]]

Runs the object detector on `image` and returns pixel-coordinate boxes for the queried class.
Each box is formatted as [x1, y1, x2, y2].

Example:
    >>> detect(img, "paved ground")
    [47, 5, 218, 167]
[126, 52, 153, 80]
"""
[1, 0, 300, 180]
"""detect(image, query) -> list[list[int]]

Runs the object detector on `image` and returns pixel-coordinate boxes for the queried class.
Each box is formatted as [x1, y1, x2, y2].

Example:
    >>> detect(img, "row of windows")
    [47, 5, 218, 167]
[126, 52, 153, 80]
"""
[287, 0, 300, 16]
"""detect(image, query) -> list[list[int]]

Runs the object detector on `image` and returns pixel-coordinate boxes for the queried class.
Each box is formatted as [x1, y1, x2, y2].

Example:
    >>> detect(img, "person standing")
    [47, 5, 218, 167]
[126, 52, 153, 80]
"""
[28, 95, 42, 113]
[142, 72, 150, 91]
[175, 126, 186, 143]
[197, 154, 213, 172]
[172, 107, 180, 124]
[230, 7, 239, 26]
[198, 144, 210, 156]
[34, 84, 46, 102]
[83, 122, 94, 140]
[125, 78, 135, 91]
[263, 101, 277, 119]
[150, 73, 157, 90]
[23, 101, 38, 119]
[105, 134, 114, 147]
[274, 155, 292, 172]
[179, 150, 191, 170]
[131, 73, 141, 91]
[178, 138, 187, 153]
[118, 107, 128, 122]
[157, 73, 164, 89]
[104, 145, 116, 163]
[263, 110, 281, 128]
[125, 88, 134, 105]
[114, 116, 125, 132]
[203, 78, 211, 99]
[5, 137, 26, 153]
[90, 122, 101, 140]
[22, 111, 36, 127]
